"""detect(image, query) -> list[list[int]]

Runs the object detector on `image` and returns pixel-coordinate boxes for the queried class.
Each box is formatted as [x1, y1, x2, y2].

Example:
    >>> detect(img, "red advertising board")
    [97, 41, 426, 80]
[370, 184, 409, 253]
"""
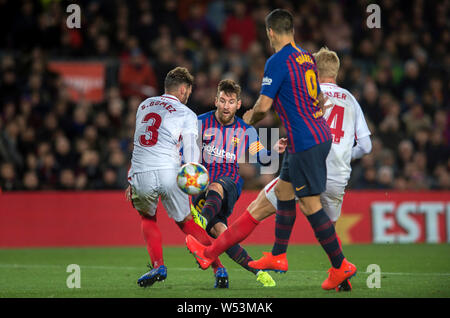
[0, 191, 449, 247]
[48, 62, 105, 102]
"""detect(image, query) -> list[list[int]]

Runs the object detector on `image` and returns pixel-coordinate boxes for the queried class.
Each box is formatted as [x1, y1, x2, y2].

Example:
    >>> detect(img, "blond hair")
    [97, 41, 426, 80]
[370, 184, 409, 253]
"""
[313, 47, 340, 79]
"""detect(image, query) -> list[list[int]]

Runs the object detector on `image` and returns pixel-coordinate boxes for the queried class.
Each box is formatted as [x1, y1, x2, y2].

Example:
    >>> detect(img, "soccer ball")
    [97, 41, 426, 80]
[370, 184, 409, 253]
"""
[177, 163, 209, 195]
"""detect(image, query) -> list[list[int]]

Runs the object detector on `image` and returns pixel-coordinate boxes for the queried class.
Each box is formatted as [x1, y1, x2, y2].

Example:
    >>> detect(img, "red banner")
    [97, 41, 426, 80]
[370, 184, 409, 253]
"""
[0, 191, 449, 247]
[48, 62, 105, 102]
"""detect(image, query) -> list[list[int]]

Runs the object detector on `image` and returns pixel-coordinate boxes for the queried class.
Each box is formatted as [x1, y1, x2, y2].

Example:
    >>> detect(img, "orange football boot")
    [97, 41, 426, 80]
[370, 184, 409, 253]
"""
[248, 252, 288, 273]
[185, 235, 213, 270]
[322, 259, 357, 290]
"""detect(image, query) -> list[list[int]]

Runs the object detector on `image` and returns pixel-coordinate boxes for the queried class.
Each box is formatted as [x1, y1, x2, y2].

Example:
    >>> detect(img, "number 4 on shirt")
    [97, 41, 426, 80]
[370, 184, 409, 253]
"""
[326, 105, 345, 144]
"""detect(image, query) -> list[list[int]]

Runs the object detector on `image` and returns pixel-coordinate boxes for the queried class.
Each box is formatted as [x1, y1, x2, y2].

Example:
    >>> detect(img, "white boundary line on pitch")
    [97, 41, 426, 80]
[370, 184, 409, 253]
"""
[1, 263, 450, 277]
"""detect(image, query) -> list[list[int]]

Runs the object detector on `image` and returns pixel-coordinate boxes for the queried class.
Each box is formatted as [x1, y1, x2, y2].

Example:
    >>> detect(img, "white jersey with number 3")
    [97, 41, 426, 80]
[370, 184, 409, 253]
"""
[129, 94, 198, 176]
[320, 83, 371, 187]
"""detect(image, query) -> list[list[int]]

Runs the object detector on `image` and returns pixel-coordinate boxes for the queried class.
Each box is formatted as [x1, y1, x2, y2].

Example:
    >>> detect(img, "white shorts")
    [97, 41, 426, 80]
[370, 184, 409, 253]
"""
[129, 169, 190, 222]
[263, 177, 345, 222]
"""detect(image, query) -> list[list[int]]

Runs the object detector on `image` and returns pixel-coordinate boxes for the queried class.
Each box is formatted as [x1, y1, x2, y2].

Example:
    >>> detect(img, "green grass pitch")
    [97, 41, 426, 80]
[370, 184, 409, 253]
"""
[1, 244, 449, 298]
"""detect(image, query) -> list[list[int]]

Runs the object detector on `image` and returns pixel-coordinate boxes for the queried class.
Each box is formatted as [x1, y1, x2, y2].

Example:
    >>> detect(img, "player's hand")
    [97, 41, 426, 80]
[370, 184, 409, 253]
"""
[125, 185, 132, 201]
[243, 108, 253, 124]
[273, 138, 288, 153]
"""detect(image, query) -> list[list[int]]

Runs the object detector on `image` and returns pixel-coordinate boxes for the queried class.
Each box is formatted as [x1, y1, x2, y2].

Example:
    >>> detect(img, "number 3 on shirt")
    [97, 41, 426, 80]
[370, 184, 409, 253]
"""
[326, 105, 345, 144]
[139, 112, 162, 147]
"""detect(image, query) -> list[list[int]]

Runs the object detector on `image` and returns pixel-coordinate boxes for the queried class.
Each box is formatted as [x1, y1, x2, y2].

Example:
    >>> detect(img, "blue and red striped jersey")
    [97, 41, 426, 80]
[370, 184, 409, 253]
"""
[198, 110, 268, 196]
[260, 42, 331, 153]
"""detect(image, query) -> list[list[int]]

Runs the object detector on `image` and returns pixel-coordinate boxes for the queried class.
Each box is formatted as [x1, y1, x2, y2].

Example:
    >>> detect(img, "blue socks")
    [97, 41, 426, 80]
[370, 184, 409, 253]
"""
[226, 244, 258, 275]
[306, 209, 344, 268]
[201, 190, 222, 222]
[272, 199, 297, 256]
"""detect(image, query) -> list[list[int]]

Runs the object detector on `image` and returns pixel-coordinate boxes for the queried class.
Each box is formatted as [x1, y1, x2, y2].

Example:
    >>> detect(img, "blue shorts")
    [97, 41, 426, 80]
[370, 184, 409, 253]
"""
[279, 140, 331, 198]
[192, 176, 239, 233]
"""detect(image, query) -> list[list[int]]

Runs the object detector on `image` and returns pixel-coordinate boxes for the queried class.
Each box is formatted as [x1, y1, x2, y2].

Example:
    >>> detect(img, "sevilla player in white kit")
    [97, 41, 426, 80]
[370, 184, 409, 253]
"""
[186, 47, 372, 291]
[126, 67, 226, 288]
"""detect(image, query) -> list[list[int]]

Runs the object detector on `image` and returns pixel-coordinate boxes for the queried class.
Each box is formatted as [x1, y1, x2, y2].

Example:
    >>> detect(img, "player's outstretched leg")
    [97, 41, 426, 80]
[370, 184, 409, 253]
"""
[225, 244, 257, 273]
[225, 244, 276, 287]
[186, 234, 213, 269]
[176, 216, 224, 271]
[186, 209, 260, 267]
[201, 188, 223, 223]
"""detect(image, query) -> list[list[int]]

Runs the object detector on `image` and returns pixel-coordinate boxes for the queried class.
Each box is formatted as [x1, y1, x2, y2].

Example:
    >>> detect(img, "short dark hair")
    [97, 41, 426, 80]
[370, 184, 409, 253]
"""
[265, 9, 294, 34]
[164, 67, 194, 92]
[217, 79, 241, 100]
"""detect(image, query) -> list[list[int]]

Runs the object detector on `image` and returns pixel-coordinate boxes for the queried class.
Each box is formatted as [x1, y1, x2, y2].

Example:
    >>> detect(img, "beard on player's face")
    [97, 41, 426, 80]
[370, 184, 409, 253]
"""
[217, 107, 236, 124]
[215, 93, 240, 125]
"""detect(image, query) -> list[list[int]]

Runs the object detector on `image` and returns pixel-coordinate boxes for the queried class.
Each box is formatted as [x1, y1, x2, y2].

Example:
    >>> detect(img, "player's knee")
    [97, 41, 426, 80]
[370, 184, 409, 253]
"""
[246, 190, 276, 222]
[207, 182, 224, 198]
[210, 223, 227, 237]
[299, 196, 322, 215]
[274, 182, 294, 201]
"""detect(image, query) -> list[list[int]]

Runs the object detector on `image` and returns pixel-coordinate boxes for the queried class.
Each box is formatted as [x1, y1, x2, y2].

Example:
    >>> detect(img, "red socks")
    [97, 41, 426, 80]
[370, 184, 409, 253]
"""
[177, 218, 224, 271]
[204, 210, 259, 260]
[141, 215, 164, 268]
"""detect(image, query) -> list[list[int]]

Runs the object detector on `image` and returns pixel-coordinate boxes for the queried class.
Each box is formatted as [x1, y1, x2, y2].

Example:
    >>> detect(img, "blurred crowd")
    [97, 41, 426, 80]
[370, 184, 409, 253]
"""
[0, 0, 448, 191]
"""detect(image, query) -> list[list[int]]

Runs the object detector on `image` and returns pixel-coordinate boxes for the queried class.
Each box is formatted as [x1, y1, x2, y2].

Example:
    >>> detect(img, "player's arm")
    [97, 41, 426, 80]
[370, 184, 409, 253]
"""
[351, 95, 372, 160]
[243, 95, 273, 126]
[181, 132, 200, 164]
[181, 111, 200, 164]
[351, 136, 372, 160]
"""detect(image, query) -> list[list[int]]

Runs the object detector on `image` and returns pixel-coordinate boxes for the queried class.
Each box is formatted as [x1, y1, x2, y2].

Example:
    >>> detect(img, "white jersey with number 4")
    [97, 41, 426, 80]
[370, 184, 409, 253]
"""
[129, 94, 198, 176]
[320, 83, 371, 187]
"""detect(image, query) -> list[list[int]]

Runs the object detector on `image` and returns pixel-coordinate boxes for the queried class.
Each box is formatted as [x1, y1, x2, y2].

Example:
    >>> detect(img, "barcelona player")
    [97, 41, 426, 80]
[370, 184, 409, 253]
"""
[190, 79, 278, 287]
[187, 9, 357, 291]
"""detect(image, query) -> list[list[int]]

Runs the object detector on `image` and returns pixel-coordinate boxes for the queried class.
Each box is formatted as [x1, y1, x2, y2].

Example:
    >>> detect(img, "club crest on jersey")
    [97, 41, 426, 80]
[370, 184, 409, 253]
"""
[231, 136, 240, 145]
